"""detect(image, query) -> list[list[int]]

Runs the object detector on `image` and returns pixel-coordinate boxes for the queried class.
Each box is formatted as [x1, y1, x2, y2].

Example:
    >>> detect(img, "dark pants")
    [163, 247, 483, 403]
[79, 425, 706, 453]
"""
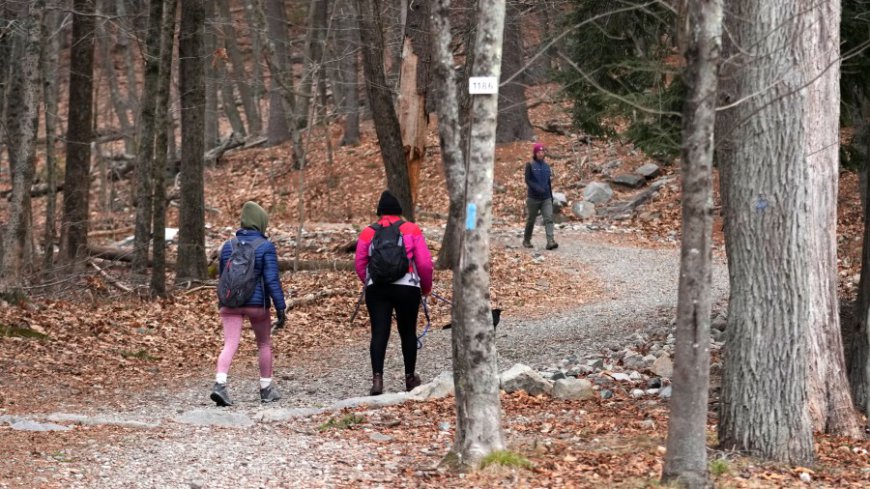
[524, 197, 555, 242]
[365, 284, 421, 375]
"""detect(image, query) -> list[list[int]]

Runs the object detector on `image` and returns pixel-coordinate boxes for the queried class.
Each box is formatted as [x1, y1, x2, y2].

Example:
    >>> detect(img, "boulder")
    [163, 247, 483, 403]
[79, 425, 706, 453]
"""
[410, 371, 455, 400]
[500, 363, 553, 396]
[552, 192, 568, 210]
[582, 182, 614, 204]
[571, 201, 596, 219]
[613, 173, 646, 188]
[652, 355, 674, 378]
[552, 378, 594, 400]
[634, 163, 661, 179]
[174, 410, 254, 428]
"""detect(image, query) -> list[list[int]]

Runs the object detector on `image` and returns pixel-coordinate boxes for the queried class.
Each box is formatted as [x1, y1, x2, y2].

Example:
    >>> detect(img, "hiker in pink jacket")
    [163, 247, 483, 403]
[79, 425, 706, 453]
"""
[355, 191, 433, 396]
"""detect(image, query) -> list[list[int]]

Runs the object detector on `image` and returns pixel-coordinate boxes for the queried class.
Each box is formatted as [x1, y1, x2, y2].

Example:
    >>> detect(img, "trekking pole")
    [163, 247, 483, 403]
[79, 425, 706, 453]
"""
[417, 296, 432, 349]
[349, 285, 366, 326]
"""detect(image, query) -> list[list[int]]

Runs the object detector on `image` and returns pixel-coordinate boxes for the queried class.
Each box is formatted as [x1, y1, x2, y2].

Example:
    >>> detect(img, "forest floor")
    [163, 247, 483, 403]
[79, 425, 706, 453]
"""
[1, 84, 869, 487]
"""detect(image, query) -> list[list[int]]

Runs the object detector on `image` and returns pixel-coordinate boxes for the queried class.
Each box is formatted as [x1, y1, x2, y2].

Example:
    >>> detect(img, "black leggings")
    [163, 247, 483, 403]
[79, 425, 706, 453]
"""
[365, 284, 421, 375]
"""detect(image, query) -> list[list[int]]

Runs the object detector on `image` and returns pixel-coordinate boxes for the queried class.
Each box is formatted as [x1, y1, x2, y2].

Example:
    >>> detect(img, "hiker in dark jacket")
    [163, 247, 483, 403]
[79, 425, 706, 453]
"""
[524, 142, 558, 250]
[355, 191, 433, 396]
[210, 201, 286, 407]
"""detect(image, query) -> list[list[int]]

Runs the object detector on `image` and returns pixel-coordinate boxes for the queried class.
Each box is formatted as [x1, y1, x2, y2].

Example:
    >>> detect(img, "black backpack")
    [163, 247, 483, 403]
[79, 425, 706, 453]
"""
[368, 221, 410, 285]
[217, 237, 266, 307]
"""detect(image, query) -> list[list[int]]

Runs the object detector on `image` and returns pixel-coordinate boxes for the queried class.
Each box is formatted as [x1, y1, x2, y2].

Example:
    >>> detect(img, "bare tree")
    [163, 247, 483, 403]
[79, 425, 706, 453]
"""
[216, 0, 261, 136]
[176, 0, 208, 283]
[152, 0, 178, 297]
[299, 0, 328, 128]
[60, 0, 96, 265]
[336, 0, 361, 146]
[1, 0, 44, 287]
[131, 0, 167, 277]
[41, 0, 63, 273]
[432, 0, 506, 468]
[357, 0, 414, 221]
[717, 0, 857, 464]
[495, 0, 532, 143]
[397, 0, 430, 207]
[97, 0, 135, 154]
[116, 0, 141, 120]
[263, 0, 293, 146]
[660, 0, 722, 486]
[204, 0, 219, 150]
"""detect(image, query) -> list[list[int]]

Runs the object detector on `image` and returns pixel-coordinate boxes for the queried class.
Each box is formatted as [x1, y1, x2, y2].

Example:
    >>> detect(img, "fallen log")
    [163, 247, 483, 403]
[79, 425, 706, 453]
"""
[2, 182, 64, 200]
[600, 177, 675, 218]
[204, 132, 245, 166]
[284, 289, 345, 310]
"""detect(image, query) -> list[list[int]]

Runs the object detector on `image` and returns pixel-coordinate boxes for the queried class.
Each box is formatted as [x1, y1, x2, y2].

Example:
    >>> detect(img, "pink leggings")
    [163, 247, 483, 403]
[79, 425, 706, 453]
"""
[217, 307, 273, 378]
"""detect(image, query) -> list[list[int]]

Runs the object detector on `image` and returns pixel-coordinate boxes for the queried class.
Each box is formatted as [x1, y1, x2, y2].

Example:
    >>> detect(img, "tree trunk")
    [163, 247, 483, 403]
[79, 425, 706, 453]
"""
[660, 0, 721, 487]
[716, 0, 854, 464]
[495, 0, 533, 143]
[263, 0, 293, 146]
[1, 0, 44, 287]
[0, 4, 13, 167]
[61, 0, 97, 265]
[446, 0, 506, 468]
[337, 0, 361, 146]
[299, 0, 328, 129]
[397, 0, 429, 207]
[131, 0, 165, 278]
[242, 2, 265, 109]
[116, 0, 140, 121]
[384, 0, 406, 91]
[151, 0, 178, 297]
[176, 0, 208, 283]
[41, 1, 62, 273]
[216, 0, 260, 136]
[357, 0, 414, 221]
[217, 56, 247, 137]
[97, 1, 135, 155]
[204, 0, 219, 150]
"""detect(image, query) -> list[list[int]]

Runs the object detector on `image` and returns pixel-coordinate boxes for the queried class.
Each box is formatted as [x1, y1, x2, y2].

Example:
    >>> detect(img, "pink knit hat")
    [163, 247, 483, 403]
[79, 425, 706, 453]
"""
[533, 143, 545, 157]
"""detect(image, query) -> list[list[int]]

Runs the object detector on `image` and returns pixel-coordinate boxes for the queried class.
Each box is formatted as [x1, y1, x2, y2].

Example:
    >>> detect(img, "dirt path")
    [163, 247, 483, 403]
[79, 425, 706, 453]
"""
[0, 229, 730, 488]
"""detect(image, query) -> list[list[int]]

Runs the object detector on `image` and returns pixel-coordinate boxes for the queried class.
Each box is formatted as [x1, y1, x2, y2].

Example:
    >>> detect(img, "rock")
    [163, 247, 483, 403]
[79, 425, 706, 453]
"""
[647, 377, 663, 389]
[586, 358, 604, 370]
[612, 173, 646, 188]
[646, 389, 660, 396]
[500, 364, 553, 396]
[551, 371, 567, 381]
[599, 389, 614, 400]
[369, 432, 393, 442]
[174, 410, 254, 428]
[571, 201, 596, 220]
[582, 182, 614, 204]
[652, 355, 674, 378]
[254, 408, 324, 423]
[566, 365, 594, 377]
[610, 372, 632, 382]
[552, 192, 568, 209]
[659, 385, 672, 399]
[45, 413, 160, 429]
[642, 354, 657, 367]
[634, 163, 661, 179]
[331, 393, 412, 410]
[10, 420, 71, 432]
[630, 389, 645, 399]
[628, 371, 642, 381]
[712, 314, 727, 331]
[438, 421, 451, 431]
[711, 329, 724, 342]
[552, 378, 594, 401]
[622, 352, 646, 370]
[799, 472, 812, 483]
[410, 371, 455, 400]
[641, 419, 656, 430]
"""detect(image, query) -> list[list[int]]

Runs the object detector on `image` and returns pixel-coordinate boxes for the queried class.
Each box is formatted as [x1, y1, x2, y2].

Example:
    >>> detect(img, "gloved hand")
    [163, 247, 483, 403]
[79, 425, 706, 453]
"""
[272, 309, 286, 332]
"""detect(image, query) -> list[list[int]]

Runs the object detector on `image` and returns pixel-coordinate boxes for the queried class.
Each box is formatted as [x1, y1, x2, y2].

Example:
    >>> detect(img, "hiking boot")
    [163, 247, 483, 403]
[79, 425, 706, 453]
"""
[546, 240, 559, 250]
[405, 373, 422, 392]
[210, 382, 233, 407]
[260, 384, 281, 403]
[370, 373, 384, 396]
[522, 240, 533, 248]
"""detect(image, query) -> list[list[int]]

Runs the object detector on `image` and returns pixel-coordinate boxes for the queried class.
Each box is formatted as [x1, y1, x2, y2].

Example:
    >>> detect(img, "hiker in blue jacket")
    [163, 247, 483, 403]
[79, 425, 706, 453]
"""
[524, 143, 558, 250]
[211, 201, 286, 406]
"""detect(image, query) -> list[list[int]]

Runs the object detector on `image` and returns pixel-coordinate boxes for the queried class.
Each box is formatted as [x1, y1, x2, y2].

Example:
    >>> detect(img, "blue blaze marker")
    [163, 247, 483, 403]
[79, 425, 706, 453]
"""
[465, 203, 477, 230]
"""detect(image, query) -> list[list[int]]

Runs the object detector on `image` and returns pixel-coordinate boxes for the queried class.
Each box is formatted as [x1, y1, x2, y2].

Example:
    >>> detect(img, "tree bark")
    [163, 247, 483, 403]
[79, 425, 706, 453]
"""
[204, 0, 219, 150]
[495, 0, 533, 143]
[660, 0, 721, 487]
[151, 0, 178, 297]
[263, 0, 293, 146]
[96, 1, 135, 155]
[41, 1, 62, 273]
[717, 0, 855, 464]
[242, 2, 265, 109]
[299, 0, 328, 129]
[131, 0, 166, 277]
[1, 0, 44, 287]
[217, 54, 247, 137]
[216, 0, 261, 136]
[61, 0, 96, 265]
[446, 0, 506, 468]
[116, 0, 140, 121]
[357, 0, 414, 221]
[337, 0, 361, 146]
[397, 0, 430, 207]
[176, 0, 208, 283]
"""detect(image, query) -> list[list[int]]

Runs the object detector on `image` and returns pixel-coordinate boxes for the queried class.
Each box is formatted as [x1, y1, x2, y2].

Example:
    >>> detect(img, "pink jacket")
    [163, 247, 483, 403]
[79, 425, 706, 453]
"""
[354, 215, 433, 295]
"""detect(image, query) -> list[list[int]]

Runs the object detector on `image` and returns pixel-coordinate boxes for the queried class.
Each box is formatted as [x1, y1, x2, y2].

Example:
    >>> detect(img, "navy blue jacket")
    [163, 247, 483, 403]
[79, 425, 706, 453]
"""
[218, 228, 286, 312]
[525, 159, 553, 200]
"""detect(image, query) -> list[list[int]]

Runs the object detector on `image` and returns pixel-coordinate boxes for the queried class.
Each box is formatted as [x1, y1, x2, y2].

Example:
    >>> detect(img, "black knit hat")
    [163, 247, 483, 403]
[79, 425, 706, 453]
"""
[376, 190, 403, 216]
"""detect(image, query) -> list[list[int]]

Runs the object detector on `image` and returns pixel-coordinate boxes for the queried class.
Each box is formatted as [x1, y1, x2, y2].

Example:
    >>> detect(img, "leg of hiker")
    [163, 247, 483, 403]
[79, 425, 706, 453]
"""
[524, 197, 542, 247]
[542, 198, 557, 249]
[212, 307, 244, 405]
[393, 285, 422, 390]
[248, 307, 280, 402]
[365, 285, 393, 394]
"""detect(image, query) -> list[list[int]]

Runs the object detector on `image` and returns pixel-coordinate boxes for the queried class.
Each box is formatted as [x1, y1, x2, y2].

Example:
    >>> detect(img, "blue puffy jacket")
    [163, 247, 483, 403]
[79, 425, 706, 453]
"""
[525, 159, 553, 200]
[218, 228, 286, 312]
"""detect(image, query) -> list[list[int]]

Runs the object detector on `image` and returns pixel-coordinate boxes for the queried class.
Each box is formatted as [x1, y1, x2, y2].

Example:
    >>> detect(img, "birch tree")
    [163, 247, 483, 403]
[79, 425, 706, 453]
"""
[660, 0, 721, 486]
[41, 0, 63, 273]
[1, 0, 44, 287]
[432, 0, 506, 468]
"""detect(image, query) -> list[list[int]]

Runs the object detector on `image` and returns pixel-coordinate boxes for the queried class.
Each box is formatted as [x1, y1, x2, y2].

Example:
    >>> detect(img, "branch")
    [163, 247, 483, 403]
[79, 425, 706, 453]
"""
[88, 260, 133, 293]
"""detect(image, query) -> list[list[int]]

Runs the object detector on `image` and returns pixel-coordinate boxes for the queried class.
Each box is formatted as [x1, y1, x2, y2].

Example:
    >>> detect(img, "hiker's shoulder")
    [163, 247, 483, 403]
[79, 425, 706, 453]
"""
[399, 221, 422, 236]
[359, 225, 377, 241]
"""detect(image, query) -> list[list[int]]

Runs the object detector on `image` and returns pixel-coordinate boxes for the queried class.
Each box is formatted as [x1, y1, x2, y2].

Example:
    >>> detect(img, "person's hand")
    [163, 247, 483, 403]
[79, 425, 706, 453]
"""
[272, 309, 286, 332]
